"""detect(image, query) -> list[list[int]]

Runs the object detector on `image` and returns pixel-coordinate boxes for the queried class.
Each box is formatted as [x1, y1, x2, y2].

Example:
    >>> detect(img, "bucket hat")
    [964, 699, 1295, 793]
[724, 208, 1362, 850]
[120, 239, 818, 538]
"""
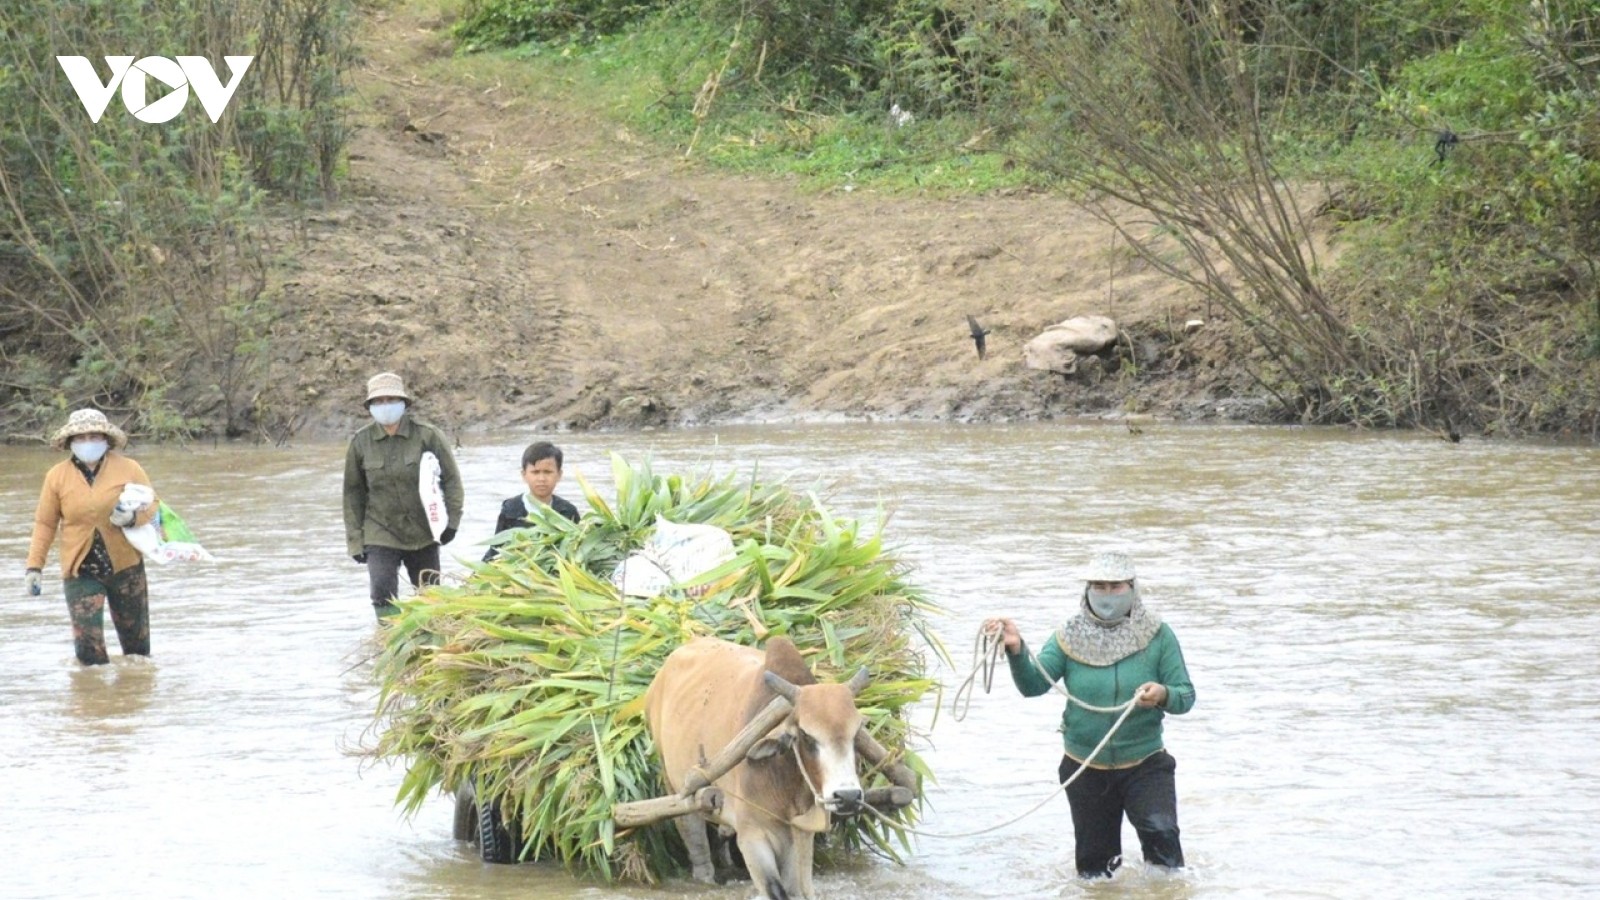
[1083, 551, 1135, 583]
[365, 372, 411, 405]
[51, 408, 128, 451]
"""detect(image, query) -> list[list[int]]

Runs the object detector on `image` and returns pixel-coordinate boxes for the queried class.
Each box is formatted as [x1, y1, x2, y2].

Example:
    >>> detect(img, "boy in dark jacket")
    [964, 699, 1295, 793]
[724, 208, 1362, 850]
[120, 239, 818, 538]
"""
[482, 441, 580, 561]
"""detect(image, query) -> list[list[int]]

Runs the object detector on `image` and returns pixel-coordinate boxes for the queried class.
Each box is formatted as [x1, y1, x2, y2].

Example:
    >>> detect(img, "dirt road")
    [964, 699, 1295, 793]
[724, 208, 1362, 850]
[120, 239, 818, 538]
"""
[262, 3, 1258, 438]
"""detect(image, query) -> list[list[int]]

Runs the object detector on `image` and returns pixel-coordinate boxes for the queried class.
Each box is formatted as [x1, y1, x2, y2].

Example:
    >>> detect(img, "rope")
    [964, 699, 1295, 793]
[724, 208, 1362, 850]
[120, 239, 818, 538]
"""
[892, 622, 1140, 839]
[681, 624, 1147, 841]
[954, 620, 1127, 718]
[862, 696, 1137, 839]
[949, 620, 1004, 721]
[791, 736, 826, 807]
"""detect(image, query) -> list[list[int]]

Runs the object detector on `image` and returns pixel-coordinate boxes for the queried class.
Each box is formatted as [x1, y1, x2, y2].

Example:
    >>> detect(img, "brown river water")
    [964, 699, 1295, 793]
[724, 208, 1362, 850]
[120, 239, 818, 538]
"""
[2, 422, 1596, 900]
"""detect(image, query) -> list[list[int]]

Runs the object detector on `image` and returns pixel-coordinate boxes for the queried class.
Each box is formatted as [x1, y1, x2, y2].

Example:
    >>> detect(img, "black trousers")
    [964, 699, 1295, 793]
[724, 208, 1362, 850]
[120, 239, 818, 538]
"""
[365, 544, 441, 615]
[1059, 750, 1184, 878]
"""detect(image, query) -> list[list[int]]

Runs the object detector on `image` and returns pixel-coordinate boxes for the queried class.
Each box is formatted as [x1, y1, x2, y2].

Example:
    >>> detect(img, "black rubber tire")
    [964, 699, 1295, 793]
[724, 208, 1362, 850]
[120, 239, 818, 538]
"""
[452, 785, 476, 843]
[477, 795, 517, 864]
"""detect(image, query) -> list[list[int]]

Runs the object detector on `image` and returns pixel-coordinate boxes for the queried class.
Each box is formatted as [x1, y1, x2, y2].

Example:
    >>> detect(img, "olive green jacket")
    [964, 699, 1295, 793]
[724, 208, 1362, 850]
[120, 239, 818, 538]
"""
[342, 415, 463, 555]
[1007, 623, 1195, 768]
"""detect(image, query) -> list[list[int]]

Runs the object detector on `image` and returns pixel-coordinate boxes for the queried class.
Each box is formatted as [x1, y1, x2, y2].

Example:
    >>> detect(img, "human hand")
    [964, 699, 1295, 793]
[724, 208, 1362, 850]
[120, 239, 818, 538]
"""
[1134, 682, 1168, 708]
[352, 552, 368, 564]
[24, 568, 41, 597]
[109, 505, 137, 527]
[439, 526, 457, 546]
[984, 617, 1022, 654]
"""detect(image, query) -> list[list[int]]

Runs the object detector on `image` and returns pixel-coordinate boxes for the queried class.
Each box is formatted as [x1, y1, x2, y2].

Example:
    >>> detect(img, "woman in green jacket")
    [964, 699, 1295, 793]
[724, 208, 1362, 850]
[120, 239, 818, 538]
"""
[988, 550, 1195, 879]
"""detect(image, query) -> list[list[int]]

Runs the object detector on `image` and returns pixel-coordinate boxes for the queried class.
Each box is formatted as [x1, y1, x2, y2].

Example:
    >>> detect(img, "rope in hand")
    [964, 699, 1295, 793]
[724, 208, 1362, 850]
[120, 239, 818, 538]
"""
[874, 621, 1137, 839]
[953, 620, 1129, 719]
[861, 693, 1138, 839]
[950, 619, 1007, 722]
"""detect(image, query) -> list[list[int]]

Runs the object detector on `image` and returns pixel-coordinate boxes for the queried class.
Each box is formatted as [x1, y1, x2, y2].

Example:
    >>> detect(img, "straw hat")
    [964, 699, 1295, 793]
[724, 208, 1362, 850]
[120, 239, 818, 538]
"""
[1083, 551, 1136, 583]
[51, 408, 127, 451]
[364, 372, 411, 405]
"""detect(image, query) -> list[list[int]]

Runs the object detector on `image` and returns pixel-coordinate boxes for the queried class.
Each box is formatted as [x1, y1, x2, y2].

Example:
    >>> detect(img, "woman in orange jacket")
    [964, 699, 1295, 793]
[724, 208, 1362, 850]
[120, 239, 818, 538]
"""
[25, 409, 159, 665]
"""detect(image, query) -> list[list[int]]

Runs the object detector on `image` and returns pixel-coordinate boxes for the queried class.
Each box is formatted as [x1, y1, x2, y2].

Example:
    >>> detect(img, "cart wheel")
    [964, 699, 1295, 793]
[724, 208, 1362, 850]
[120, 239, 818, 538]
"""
[477, 795, 517, 864]
[452, 784, 477, 843]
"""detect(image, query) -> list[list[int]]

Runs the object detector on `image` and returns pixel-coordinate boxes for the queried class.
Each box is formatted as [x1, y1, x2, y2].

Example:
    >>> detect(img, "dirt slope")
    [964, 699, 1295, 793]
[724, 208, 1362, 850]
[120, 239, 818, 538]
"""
[262, 3, 1261, 438]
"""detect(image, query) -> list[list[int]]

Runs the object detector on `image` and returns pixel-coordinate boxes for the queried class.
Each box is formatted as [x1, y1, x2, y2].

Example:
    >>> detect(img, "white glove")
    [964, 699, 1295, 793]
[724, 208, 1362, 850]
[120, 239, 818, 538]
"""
[109, 505, 138, 527]
[24, 569, 41, 597]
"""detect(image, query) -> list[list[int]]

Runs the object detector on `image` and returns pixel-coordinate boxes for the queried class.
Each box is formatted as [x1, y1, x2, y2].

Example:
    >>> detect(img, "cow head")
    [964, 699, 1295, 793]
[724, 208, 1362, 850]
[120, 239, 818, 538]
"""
[750, 667, 870, 818]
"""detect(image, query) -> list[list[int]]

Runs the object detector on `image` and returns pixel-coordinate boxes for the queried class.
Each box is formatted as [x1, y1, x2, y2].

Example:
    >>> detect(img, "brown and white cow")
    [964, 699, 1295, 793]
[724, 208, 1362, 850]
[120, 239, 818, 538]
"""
[644, 636, 869, 900]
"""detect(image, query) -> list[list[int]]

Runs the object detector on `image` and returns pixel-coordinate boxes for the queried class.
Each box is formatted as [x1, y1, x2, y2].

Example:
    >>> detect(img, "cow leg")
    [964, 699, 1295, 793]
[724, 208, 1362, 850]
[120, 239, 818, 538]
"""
[674, 813, 717, 884]
[739, 830, 791, 900]
[790, 830, 816, 900]
[712, 824, 743, 882]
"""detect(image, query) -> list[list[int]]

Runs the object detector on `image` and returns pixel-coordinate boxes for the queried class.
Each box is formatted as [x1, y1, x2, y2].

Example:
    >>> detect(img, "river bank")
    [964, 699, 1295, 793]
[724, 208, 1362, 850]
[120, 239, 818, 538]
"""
[245, 0, 1269, 442]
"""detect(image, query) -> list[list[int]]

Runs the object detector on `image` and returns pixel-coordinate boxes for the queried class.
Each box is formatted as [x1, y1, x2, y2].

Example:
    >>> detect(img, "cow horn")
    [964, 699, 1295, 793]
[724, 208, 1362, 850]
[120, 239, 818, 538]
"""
[846, 667, 869, 696]
[764, 670, 799, 702]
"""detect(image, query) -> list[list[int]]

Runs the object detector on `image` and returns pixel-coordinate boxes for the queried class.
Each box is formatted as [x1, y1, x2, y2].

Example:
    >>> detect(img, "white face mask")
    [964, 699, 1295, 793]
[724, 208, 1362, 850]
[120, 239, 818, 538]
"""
[71, 439, 109, 464]
[369, 401, 406, 426]
[1087, 588, 1135, 622]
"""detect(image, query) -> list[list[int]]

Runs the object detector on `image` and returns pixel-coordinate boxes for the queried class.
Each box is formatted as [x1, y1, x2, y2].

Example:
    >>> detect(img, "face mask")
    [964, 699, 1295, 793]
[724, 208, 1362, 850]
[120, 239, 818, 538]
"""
[71, 439, 109, 464]
[1087, 588, 1134, 622]
[369, 401, 406, 426]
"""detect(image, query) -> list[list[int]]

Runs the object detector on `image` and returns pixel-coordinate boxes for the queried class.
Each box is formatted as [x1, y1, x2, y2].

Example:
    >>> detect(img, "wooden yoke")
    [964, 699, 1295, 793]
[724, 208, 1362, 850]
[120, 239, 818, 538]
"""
[613, 785, 724, 829]
[615, 696, 922, 827]
[856, 728, 918, 811]
[679, 695, 793, 795]
[612, 695, 793, 829]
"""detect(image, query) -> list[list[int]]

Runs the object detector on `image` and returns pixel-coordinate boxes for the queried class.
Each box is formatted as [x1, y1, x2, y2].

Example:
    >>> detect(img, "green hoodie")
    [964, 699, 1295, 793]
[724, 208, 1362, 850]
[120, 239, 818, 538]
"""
[1007, 623, 1194, 768]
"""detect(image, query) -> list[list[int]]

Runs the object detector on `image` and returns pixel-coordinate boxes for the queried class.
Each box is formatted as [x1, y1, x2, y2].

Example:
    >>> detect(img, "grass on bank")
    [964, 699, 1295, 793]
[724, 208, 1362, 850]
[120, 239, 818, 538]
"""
[397, 0, 1039, 195]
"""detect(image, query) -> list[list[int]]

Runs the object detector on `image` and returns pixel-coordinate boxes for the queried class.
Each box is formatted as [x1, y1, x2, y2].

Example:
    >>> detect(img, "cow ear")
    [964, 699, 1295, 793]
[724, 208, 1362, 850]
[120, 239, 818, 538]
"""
[846, 667, 870, 696]
[747, 732, 792, 761]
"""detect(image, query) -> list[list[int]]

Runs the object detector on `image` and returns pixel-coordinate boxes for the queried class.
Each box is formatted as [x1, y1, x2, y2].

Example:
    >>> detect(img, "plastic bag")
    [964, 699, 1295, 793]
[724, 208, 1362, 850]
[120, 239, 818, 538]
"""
[420, 451, 447, 541]
[118, 485, 215, 564]
[611, 516, 735, 598]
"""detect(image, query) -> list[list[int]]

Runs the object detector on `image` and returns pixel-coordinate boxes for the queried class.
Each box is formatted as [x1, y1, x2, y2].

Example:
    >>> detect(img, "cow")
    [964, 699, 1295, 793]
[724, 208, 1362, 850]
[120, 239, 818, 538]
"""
[644, 636, 870, 900]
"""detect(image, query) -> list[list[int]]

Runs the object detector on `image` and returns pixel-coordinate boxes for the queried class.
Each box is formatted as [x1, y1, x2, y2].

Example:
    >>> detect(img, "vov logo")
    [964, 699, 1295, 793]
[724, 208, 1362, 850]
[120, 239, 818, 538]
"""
[57, 56, 253, 124]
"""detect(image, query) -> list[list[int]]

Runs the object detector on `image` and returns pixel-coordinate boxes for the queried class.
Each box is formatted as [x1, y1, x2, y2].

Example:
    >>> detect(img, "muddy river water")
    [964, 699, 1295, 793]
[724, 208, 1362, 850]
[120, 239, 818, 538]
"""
[2, 422, 1595, 899]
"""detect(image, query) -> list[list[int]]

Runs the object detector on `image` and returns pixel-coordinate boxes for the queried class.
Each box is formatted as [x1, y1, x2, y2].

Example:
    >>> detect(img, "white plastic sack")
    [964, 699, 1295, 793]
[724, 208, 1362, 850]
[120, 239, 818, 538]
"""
[611, 516, 735, 598]
[420, 451, 447, 541]
[117, 484, 215, 565]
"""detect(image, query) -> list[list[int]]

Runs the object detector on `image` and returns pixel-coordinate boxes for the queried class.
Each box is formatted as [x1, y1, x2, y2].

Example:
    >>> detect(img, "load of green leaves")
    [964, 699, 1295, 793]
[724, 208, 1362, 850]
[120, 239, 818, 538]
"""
[368, 453, 944, 882]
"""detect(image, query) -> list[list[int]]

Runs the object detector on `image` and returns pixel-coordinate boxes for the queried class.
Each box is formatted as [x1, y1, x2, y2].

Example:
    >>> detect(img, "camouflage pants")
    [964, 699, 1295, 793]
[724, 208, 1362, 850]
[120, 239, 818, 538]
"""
[64, 564, 150, 666]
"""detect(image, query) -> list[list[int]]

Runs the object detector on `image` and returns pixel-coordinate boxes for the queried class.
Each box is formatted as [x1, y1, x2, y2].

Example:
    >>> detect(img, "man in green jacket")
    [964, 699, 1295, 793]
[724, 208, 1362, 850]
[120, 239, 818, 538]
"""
[343, 372, 463, 619]
[989, 550, 1195, 879]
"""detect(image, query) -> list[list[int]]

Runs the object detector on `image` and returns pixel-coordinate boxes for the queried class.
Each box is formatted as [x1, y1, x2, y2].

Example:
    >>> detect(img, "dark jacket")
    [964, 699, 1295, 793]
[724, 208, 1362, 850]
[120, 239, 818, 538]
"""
[482, 493, 579, 561]
[342, 415, 463, 555]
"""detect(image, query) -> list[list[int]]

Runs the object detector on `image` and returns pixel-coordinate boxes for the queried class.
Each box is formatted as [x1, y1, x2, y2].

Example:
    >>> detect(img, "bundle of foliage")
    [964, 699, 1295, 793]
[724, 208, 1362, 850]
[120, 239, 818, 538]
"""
[368, 454, 944, 882]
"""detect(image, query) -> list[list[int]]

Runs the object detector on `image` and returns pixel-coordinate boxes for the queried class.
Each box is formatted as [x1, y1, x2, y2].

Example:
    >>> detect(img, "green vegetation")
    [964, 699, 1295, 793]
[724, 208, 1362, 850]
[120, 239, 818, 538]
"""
[368, 454, 943, 881]
[451, 0, 1600, 438]
[0, 0, 355, 442]
[4, 0, 1595, 439]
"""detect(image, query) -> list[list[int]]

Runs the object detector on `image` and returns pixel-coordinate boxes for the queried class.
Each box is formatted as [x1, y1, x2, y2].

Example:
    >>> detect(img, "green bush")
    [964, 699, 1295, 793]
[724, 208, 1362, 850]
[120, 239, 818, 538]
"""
[454, 0, 673, 49]
[0, 0, 355, 440]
